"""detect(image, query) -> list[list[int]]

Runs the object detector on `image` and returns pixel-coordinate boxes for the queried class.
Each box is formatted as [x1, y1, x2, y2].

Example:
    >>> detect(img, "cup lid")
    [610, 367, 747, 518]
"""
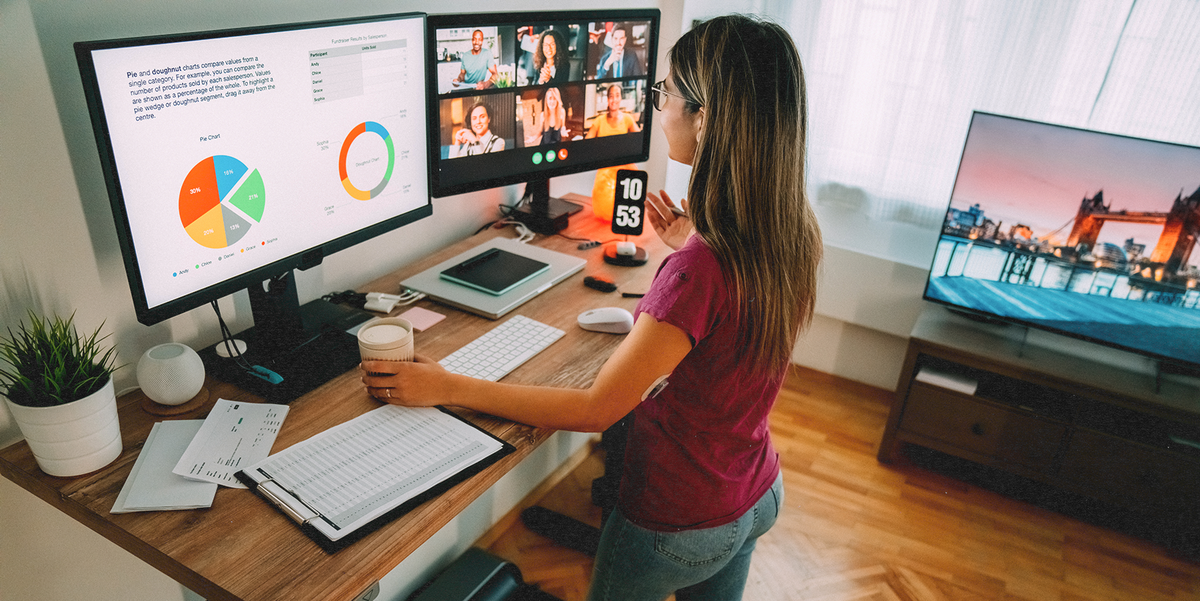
[360, 324, 407, 345]
[357, 318, 412, 349]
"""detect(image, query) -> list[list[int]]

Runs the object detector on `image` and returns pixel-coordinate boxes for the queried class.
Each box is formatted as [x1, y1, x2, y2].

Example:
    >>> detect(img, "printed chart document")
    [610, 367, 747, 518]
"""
[174, 399, 288, 488]
[235, 404, 513, 553]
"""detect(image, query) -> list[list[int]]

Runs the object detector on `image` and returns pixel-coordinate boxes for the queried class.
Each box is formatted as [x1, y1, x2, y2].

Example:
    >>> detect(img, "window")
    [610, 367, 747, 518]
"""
[684, 0, 1200, 265]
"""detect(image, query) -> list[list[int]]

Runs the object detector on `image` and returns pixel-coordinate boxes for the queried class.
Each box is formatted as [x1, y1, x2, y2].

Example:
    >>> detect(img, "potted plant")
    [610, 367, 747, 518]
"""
[0, 311, 123, 477]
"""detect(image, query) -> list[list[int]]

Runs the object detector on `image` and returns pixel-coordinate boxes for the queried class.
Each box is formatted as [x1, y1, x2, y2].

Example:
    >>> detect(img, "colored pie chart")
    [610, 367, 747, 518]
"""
[179, 155, 265, 249]
[339, 121, 395, 200]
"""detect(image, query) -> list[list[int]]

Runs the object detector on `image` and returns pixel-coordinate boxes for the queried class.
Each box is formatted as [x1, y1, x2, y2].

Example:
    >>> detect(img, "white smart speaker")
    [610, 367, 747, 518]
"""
[137, 343, 207, 410]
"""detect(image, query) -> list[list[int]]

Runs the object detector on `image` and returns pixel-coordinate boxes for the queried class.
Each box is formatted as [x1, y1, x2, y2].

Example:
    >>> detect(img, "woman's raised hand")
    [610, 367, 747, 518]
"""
[646, 190, 692, 251]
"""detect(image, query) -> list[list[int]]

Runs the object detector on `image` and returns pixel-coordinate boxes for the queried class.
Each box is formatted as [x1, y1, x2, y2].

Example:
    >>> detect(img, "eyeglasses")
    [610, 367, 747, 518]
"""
[650, 80, 695, 111]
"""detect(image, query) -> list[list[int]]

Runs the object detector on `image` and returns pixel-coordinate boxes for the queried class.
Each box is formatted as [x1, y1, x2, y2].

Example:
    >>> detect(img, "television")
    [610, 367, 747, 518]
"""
[76, 12, 430, 400]
[426, 9, 659, 234]
[925, 111, 1200, 376]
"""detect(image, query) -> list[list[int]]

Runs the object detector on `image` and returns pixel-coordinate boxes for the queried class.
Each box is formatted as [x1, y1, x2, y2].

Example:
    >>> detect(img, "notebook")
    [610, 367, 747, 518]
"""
[400, 237, 586, 320]
[235, 405, 513, 553]
[111, 420, 217, 513]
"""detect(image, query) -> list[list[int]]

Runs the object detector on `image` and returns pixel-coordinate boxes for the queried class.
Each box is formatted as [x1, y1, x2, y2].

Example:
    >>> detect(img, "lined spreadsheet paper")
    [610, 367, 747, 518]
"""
[236, 404, 510, 550]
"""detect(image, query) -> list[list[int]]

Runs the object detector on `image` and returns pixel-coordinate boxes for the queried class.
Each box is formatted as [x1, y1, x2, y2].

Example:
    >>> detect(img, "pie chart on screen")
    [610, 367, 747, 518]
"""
[179, 155, 266, 249]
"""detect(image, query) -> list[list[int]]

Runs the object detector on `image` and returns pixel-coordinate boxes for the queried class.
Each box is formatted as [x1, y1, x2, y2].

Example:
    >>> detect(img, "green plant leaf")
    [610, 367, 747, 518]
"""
[0, 311, 119, 407]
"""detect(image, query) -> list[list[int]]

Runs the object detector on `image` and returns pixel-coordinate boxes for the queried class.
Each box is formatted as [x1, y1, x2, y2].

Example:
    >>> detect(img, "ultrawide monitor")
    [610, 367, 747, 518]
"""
[925, 112, 1200, 374]
[76, 12, 431, 327]
[426, 10, 659, 232]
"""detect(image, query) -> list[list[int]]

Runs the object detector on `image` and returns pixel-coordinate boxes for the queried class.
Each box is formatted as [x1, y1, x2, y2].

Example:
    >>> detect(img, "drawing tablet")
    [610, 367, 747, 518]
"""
[400, 238, 586, 320]
[439, 248, 550, 296]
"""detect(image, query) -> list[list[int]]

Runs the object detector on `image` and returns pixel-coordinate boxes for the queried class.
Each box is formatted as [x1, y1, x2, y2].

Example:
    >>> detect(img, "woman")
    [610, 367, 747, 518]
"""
[534, 29, 570, 85]
[449, 102, 504, 157]
[585, 82, 641, 138]
[525, 86, 568, 146]
[363, 15, 820, 601]
[538, 87, 569, 144]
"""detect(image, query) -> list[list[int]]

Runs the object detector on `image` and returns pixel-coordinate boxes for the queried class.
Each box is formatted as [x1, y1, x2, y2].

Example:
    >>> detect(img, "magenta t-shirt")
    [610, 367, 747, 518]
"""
[619, 235, 785, 531]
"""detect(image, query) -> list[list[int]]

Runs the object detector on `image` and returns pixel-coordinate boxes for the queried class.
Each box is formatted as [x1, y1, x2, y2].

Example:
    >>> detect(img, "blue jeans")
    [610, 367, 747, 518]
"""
[587, 472, 784, 601]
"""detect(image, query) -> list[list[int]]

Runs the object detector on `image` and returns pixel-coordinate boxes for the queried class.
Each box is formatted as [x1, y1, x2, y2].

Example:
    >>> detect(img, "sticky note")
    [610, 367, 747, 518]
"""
[399, 306, 446, 331]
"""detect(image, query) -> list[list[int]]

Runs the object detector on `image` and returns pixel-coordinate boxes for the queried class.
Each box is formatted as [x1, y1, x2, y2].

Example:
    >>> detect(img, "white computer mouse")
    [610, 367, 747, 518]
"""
[577, 307, 634, 334]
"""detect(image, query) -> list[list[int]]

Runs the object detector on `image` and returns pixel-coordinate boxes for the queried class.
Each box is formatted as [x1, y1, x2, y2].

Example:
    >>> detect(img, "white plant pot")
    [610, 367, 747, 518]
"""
[4, 378, 122, 477]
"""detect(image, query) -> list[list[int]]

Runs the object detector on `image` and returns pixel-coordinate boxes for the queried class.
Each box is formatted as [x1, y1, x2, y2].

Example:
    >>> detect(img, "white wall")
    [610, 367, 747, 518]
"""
[792, 244, 930, 390]
[0, 0, 681, 599]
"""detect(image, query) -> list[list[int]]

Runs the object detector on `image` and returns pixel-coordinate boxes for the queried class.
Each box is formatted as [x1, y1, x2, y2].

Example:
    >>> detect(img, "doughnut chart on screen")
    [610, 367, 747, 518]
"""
[339, 121, 396, 200]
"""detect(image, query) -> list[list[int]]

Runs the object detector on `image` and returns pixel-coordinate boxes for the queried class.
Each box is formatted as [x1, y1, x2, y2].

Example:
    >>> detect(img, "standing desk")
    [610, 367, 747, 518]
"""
[0, 205, 665, 601]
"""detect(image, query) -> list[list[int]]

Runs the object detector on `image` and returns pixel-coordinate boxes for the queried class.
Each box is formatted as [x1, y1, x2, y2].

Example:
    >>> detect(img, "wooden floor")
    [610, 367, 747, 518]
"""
[476, 367, 1200, 600]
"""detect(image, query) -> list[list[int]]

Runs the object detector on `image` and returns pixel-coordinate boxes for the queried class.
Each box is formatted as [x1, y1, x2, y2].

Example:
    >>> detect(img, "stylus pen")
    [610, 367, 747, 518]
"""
[460, 248, 500, 271]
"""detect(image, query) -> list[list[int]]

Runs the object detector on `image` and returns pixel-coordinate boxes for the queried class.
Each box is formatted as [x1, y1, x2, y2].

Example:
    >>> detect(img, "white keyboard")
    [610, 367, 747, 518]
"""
[439, 315, 565, 381]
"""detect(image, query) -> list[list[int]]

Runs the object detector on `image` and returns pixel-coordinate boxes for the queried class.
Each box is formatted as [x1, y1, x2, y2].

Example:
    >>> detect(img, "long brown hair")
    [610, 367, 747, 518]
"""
[670, 15, 822, 373]
[543, 87, 565, 130]
[534, 29, 567, 71]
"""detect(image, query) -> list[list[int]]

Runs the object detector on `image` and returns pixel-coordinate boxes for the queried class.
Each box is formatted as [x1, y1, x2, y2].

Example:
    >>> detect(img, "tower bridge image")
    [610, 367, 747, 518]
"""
[1068, 187, 1200, 275]
[927, 191, 1200, 368]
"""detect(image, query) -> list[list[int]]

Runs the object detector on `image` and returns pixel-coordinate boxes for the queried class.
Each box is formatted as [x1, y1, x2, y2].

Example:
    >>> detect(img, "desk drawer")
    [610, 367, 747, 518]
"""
[901, 383, 1065, 472]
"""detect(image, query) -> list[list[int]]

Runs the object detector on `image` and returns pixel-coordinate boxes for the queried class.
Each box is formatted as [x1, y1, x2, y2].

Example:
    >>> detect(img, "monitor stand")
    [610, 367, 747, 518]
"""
[508, 178, 584, 235]
[197, 271, 373, 403]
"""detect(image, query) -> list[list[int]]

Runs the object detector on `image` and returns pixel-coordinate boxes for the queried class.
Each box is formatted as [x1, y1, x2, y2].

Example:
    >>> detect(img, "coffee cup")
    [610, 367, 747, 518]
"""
[357, 317, 414, 373]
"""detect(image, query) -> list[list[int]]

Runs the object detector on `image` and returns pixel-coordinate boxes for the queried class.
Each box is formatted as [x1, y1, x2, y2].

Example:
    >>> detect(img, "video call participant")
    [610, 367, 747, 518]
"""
[535, 29, 570, 85]
[363, 14, 821, 601]
[586, 82, 641, 138]
[452, 30, 497, 89]
[596, 24, 642, 78]
[525, 87, 569, 145]
[449, 102, 504, 157]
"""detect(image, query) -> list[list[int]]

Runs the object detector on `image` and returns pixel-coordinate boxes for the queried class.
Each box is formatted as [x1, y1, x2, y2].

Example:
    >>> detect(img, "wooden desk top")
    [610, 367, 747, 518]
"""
[0, 201, 666, 601]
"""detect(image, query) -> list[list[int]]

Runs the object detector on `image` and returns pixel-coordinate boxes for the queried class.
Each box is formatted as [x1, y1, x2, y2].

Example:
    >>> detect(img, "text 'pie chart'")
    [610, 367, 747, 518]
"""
[179, 155, 266, 249]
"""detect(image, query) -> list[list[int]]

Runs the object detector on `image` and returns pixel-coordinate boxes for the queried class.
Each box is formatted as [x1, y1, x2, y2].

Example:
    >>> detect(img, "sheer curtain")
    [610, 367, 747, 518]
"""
[685, 0, 1200, 266]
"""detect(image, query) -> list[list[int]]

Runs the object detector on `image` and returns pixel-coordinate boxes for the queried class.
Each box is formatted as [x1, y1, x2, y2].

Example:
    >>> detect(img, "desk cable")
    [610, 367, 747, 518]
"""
[322, 289, 426, 313]
[208, 300, 286, 383]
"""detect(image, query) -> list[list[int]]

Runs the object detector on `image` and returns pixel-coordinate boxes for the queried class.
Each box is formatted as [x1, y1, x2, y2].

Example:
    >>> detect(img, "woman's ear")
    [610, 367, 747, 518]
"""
[694, 106, 706, 142]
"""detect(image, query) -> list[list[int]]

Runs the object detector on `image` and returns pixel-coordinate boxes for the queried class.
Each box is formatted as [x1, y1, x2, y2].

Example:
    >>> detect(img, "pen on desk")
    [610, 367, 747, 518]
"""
[460, 248, 500, 271]
[622, 292, 645, 298]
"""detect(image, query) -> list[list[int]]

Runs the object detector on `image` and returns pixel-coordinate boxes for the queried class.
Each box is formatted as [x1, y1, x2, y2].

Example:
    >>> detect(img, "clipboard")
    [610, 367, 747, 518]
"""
[235, 405, 514, 553]
[439, 248, 550, 296]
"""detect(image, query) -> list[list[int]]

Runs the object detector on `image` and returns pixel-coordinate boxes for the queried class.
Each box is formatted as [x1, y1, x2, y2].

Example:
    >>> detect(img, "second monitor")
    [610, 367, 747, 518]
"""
[427, 9, 660, 233]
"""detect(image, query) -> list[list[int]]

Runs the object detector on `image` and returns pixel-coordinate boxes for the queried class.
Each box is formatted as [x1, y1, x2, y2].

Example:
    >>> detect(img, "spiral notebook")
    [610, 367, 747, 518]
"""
[235, 405, 513, 553]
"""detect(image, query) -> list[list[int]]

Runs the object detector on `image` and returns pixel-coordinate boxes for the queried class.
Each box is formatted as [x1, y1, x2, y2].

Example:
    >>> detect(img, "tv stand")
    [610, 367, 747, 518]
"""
[881, 306, 1200, 550]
